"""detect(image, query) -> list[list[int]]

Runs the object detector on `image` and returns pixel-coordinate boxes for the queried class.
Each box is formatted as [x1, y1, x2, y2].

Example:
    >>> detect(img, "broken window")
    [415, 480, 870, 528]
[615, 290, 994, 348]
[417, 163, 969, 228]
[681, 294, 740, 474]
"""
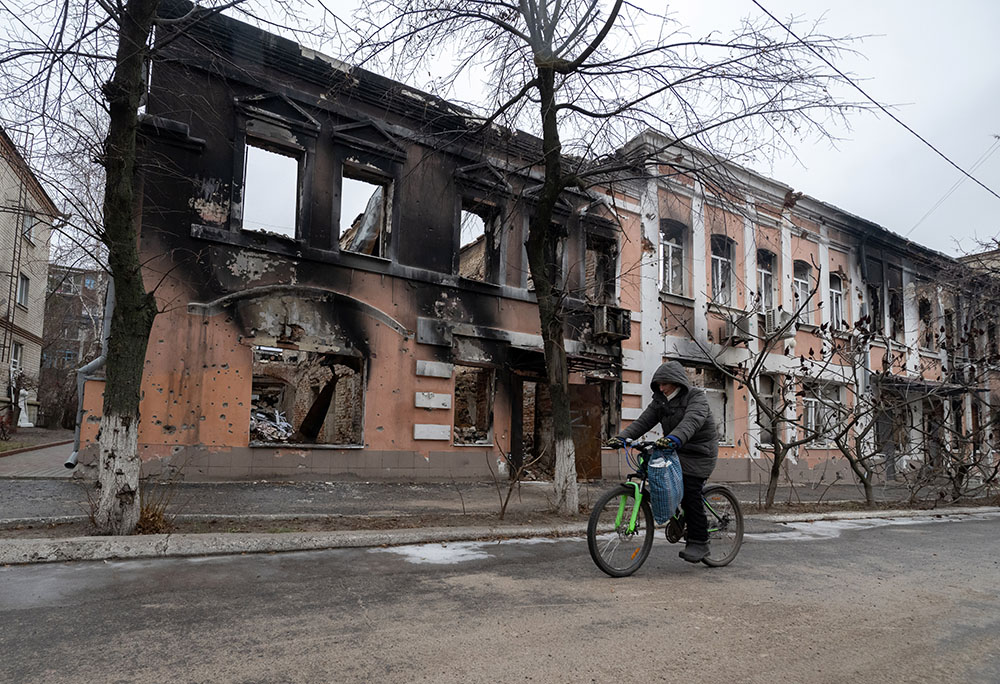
[919, 297, 935, 350]
[339, 165, 391, 257]
[660, 219, 686, 296]
[250, 346, 364, 445]
[458, 201, 499, 282]
[453, 365, 494, 445]
[863, 257, 884, 333]
[584, 234, 616, 304]
[888, 266, 904, 343]
[241, 142, 299, 239]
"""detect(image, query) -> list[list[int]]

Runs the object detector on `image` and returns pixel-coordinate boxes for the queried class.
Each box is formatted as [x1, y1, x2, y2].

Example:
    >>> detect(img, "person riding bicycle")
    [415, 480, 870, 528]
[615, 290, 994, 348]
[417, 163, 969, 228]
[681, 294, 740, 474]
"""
[606, 361, 718, 563]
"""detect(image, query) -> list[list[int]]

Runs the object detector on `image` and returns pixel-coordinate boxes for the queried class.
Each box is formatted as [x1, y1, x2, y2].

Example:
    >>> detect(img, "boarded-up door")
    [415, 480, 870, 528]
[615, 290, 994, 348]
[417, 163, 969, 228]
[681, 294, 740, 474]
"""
[569, 384, 602, 480]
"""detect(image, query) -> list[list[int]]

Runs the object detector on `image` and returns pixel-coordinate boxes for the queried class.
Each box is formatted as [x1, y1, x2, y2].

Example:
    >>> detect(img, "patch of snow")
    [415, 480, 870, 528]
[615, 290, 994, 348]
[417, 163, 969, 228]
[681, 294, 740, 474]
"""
[747, 512, 1000, 543]
[374, 541, 491, 565]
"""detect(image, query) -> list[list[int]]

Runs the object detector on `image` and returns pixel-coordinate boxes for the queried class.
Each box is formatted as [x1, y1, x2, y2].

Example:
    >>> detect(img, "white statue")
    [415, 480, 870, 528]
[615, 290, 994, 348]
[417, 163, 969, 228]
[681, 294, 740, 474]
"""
[17, 388, 33, 427]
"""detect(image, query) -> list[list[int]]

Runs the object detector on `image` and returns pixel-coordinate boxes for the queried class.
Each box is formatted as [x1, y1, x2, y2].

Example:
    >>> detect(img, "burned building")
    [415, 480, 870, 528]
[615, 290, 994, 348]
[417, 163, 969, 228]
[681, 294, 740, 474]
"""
[76, 5, 633, 480]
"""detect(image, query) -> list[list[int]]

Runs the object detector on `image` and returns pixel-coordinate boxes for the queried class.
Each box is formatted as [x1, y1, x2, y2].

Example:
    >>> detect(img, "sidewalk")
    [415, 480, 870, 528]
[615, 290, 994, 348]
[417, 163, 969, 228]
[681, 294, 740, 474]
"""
[1, 443, 995, 566]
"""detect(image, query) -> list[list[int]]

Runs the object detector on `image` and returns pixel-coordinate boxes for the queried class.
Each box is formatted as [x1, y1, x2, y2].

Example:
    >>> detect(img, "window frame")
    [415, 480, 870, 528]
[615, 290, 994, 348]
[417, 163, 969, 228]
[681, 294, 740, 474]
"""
[710, 234, 734, 307]
[456, 198, 503, 284]
[337, 162, 395, 259]
[756, 249, 776, 312]
[11, 341, 23, 372]
[829, 273, 844, 331]
[793, 260, 812, 325]
[16, 273, 29, 308]
[229, 96, 319, 241]
[659, 219, 686, 296]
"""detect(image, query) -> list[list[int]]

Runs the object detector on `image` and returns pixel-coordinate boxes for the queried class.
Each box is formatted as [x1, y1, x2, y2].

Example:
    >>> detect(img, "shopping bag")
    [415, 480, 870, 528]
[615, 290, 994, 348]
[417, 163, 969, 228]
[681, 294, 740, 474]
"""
[647, 447, 683, 525]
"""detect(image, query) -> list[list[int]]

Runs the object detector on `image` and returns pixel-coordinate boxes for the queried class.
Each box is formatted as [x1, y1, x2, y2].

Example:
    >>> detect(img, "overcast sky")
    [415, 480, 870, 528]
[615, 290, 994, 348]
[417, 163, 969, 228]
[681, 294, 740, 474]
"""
[323, 0, 1000, 257]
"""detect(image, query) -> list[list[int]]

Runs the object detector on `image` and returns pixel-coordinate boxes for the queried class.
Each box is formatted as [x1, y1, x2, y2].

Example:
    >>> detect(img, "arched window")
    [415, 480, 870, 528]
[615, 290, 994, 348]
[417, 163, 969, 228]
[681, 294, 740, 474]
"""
[659, 219, 685, 295]
[710, 235, 735, 307]
[793, 261, 812, 324]
[829, 274, 844, 330]
[756, 249, 776, 311]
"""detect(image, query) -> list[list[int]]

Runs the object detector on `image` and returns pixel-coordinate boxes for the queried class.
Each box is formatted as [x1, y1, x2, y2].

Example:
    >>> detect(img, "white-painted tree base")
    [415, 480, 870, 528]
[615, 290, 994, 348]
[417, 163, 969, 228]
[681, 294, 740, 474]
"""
[552, 437, 579, 514]
[95, 413, 141, 535]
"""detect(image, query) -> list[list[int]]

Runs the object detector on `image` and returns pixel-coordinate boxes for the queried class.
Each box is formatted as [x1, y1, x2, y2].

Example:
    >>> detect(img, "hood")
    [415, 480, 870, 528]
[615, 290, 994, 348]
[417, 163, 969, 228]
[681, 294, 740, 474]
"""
[649, 361, 692, 398]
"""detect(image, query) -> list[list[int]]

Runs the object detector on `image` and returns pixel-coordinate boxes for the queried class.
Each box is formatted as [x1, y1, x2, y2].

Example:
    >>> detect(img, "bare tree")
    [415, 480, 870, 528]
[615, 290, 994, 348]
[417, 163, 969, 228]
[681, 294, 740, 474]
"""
[350, 0, 862, 513]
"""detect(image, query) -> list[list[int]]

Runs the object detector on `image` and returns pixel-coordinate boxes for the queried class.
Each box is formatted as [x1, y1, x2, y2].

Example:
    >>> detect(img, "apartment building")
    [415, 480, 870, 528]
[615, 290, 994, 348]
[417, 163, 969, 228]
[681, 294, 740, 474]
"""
[612, 131, 997, 485]
[0, 128, 55, 425]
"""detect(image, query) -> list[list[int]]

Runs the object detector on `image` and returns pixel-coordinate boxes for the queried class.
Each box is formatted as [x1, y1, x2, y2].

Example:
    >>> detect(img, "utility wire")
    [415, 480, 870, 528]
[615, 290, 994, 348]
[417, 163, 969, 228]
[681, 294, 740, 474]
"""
[751, 0, 1000, 204]
[905, 136, 1000, 236]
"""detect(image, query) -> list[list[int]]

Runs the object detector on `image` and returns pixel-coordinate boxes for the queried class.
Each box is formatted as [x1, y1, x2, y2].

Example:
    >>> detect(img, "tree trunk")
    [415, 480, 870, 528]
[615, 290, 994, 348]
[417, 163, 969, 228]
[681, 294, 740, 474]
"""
[765, 446, 785, 509]
[525, 64, 578, 514]
[94, 0, 160, 535]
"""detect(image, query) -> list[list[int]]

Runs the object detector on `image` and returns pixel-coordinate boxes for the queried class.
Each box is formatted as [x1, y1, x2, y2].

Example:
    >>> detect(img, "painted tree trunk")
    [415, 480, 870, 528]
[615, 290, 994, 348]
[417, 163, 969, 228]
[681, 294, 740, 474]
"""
[94, 0, 160, 535]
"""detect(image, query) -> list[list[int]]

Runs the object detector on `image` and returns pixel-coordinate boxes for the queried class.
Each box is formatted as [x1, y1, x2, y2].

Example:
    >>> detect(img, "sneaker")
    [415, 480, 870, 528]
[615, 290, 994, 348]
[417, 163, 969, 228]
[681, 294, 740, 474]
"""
[679, 541, 710, 563]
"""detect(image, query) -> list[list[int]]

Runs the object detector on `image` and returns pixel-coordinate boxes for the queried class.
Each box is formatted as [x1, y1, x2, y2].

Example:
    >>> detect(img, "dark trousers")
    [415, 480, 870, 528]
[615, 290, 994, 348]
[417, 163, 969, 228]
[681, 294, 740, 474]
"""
[681, 473, 708, 543]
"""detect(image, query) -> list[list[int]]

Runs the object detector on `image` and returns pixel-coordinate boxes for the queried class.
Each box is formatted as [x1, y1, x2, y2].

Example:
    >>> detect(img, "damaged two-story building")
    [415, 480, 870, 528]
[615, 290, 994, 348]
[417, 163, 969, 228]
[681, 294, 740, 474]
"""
[76, 4, 634, 481]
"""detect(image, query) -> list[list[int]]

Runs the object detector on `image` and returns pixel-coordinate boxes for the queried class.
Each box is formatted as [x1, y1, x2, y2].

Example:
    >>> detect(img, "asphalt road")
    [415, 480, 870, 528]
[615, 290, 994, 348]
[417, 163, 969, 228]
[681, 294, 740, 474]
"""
[2, 514, 998, 683]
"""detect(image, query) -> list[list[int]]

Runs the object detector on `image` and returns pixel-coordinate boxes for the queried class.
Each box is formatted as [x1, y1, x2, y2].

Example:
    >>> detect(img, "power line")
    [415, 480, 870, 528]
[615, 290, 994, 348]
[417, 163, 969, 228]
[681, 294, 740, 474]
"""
[751, 0, 1000, 204]
[905, 136, 1000, 236]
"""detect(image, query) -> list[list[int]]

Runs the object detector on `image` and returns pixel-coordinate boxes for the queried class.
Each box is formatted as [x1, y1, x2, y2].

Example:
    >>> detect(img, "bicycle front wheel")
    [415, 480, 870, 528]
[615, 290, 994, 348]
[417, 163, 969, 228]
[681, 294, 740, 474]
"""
[701, 485, 743, 567]
[587, 484, 654, 577]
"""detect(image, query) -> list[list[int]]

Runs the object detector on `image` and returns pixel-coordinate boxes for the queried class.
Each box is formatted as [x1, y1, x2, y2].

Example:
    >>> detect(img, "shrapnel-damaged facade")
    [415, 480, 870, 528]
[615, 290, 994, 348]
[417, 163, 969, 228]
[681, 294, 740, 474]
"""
[76, 4, 634, 480]
[75, 4, 998, 490]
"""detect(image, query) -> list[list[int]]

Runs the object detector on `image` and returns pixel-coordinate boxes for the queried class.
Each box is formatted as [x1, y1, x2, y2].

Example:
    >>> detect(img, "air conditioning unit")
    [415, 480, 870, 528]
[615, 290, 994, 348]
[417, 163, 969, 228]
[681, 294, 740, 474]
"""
[764, 308, 796, 339]
[593, 304, 632, 341]
[724, 312, 753, 344]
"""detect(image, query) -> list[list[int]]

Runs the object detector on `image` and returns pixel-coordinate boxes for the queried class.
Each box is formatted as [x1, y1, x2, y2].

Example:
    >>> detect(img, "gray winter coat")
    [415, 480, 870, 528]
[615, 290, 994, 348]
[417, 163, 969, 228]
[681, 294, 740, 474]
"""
[617, 361, 718, 479]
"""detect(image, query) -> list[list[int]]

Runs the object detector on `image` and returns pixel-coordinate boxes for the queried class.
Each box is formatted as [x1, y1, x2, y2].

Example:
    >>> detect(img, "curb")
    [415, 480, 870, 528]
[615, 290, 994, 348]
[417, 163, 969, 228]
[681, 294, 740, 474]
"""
[0, 524, 588, 565]
[2, 506, 997, 566]
[0, 439, 74, 459]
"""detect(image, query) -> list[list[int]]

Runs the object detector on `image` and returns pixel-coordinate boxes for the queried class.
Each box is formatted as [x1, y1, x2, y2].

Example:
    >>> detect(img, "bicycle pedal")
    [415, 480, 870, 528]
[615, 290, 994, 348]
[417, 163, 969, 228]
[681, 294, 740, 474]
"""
[664, 518, 684, 543]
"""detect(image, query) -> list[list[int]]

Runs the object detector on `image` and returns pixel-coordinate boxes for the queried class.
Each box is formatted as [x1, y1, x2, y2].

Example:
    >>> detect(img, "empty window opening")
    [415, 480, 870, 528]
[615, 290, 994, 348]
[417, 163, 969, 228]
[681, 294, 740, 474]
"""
[250, 346, 364, 445]
[585, 235, 616, 304]
[919, 297, 935, 350]
[459, 202, 499, 282]
[888, 266, 904, 343]
[866, 284, 883, 333]
[339, 167, 391, 257]
[242, 143, 299, 238]
[454, 365, 494, 445]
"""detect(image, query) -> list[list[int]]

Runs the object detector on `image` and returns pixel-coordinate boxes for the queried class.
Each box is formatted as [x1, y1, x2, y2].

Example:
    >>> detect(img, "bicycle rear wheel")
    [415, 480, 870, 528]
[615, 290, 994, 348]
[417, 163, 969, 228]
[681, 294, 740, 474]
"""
[587, 484, 654, 577]
[701, 485, 743, 567]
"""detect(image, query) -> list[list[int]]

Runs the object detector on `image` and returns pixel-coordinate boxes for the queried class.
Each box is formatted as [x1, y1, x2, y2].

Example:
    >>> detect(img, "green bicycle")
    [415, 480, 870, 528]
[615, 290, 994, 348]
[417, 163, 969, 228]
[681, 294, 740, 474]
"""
[587, 440, 744, 577]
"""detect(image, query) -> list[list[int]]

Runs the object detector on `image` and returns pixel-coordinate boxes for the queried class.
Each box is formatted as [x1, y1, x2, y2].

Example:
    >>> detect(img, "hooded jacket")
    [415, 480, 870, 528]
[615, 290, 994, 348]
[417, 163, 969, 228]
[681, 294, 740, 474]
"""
[616, 361, 718, 479]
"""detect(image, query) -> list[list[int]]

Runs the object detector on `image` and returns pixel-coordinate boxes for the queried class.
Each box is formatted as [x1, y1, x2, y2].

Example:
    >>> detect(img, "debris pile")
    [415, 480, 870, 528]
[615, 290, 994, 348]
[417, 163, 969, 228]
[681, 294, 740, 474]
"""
[250, 410, 294, 442]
